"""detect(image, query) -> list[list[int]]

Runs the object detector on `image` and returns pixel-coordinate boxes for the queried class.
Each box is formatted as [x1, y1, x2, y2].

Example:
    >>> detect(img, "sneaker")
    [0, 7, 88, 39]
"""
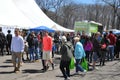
[13, 67, 17, 72]
[67, 77, 70, 80]
[92, 67, 99, 70]
[95, 67, 99, 70]
[43, 66, 49, 72]
[35, 60, 39, 62]
[15, 70, 20, 73]
[30, 60, 34, 63]
[83, 70, 87, 72]
[64, 77, 70, 80]
[15, 67, 20, 73]
[102, 64, 105, 66]
[64, 78, 67, 80]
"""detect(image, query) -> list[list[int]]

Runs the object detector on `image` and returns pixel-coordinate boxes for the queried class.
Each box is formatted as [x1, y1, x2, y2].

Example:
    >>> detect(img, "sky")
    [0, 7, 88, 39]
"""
[74, 0, 97, 4]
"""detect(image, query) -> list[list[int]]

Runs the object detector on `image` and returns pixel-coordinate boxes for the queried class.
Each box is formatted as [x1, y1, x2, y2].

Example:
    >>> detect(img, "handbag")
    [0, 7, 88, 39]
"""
[80, 57, 88, 71]
[101, 43, 107, 49]
[69, 57, 75, 69]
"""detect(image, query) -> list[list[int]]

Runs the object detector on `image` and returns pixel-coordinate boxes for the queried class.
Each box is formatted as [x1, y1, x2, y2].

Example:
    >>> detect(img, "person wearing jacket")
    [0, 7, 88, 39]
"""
[107, 31, 116, 61]
[60, 36, 74, 80]
[92, 32, 101, 70]
[74, 36, 86, 74]
[100, 34, 109, 66]
[11, 28, 24, 73]
[115, 35, 120, 58]
[0, 27, 6, 56]
[84, 36, 93, 63]
[27, 33, 35, 62]
[6, 30, 12, 55]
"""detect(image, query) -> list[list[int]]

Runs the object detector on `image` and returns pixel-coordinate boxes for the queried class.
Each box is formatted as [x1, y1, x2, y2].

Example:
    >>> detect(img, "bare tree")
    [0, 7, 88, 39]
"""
[35, 0, 120, 30]
[35, 0, 70, 26]
[116, 8, 120, 29]
[35, 0, 51, 13]
[58, 2, 81, 28]
[100, 0, 120, 29]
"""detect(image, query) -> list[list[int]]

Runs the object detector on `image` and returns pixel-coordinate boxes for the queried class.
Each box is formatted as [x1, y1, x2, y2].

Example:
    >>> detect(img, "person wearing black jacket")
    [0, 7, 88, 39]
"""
[0, 27, 6, 56]
[6, 30, 12, 55]
[27, 33, 35, 62]
[92, 32, 101, 69]
[100, 34, 109, 66]
[115, 35, 120, 58]
[60, 36, 74, 80]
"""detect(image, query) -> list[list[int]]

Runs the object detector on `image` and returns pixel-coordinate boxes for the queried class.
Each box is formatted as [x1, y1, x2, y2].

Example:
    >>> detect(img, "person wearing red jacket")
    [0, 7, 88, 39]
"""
[107, 31, 116, 61]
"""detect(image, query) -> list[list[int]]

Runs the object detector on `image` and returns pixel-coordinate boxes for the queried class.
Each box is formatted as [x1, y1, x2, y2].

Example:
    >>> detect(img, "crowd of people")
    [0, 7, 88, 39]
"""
[0, 27, 120, 80]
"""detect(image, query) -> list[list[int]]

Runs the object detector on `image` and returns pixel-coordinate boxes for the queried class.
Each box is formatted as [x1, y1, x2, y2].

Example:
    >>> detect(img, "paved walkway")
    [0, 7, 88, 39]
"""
[0, 54, 120, 80]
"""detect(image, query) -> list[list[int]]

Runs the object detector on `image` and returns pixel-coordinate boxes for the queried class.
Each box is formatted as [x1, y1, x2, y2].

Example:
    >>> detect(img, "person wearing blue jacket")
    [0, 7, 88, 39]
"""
[74, 36, 86, 74]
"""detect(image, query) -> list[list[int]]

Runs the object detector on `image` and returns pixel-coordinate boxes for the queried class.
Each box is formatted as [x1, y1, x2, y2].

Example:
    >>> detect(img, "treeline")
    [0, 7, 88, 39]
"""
[35, 0, 120, 30]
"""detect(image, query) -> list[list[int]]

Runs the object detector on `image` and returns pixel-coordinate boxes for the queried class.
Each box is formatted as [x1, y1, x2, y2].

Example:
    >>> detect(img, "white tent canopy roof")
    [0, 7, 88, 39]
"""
[89, 21, 102, 26]
[0, 0, 36, 28]
[108, 29, 120, 32]
[0, 0, 74, 32]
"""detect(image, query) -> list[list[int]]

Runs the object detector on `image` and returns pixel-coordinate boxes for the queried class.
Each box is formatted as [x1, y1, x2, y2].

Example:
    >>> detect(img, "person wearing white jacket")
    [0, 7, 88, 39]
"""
[11, 28, 24, 73]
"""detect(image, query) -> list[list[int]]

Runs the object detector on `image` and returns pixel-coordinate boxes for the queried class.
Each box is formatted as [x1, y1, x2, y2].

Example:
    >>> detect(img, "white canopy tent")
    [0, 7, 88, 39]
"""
[0, 0, 74, 34]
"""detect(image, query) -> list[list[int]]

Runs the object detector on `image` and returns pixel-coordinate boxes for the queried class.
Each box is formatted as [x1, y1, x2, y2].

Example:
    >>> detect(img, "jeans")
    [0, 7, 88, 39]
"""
[34, 47, 40, 60]
[107, 45, 114, 61]
[29, 47, 35, 61]
[75, 59, 84, 72]
[55, 43, 59, 54]
[93, 52, 98, 62]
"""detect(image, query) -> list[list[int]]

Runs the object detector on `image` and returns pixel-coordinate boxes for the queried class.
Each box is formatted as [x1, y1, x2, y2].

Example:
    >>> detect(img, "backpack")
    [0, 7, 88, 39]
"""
[65, 44, 74, 59]
[84, 41, 93, 51]
[101, 43, 107, 49]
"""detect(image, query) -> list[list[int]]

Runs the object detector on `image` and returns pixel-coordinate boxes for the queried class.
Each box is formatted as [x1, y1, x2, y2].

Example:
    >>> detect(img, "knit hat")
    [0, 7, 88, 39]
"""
[62, 36, 67, 42]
